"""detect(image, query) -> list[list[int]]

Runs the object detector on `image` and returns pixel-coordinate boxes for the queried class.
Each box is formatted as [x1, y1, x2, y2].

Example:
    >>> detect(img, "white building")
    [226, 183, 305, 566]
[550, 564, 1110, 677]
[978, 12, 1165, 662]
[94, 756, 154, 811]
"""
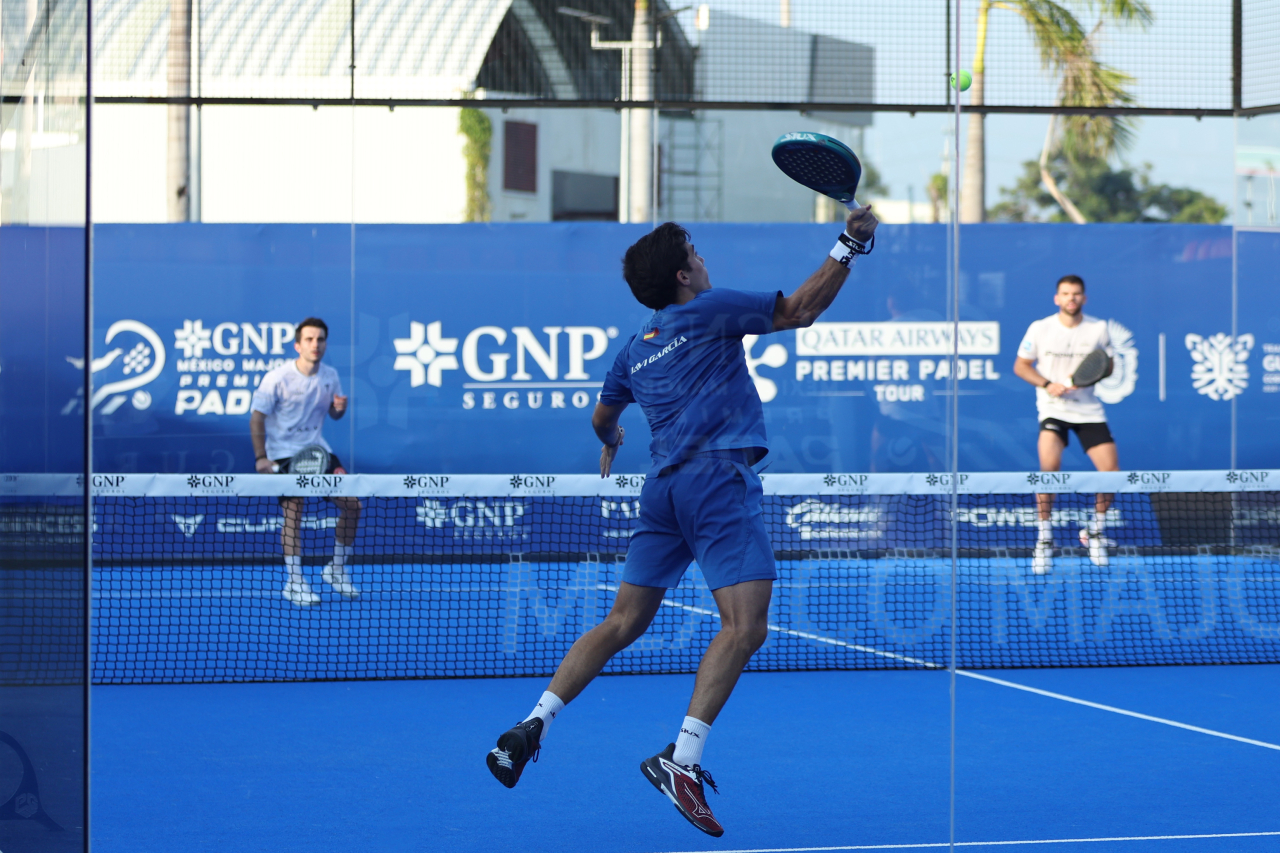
[56, 0, 889, 225]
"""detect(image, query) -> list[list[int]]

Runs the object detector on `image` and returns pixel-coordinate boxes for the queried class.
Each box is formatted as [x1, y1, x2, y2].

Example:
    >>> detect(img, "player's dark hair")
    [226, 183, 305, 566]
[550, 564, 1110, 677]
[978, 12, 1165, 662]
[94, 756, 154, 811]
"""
[1056, 275, 1085, 291]
[622, 222, 693, 310]
[295, 317, 329, 341]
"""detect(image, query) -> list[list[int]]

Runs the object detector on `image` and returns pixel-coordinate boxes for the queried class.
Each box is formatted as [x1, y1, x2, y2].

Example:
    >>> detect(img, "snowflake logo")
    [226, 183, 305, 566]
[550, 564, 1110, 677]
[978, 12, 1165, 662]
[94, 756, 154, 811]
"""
[296, 475, 309, 489]
[186, 475, 201, 488]
[393, 321, 459, 387]
[1186, 333, 1253, 401]
[1026, 473, 1041, 485]
[1127, 472, 1140, 484]
[174, 320, 213, 358]
[1226, 471, 1240, 483]
[122, 342, 152, 375]
[403, 476, 418, 489]
[925, 474, 940, 486]
[510, 475, 525, 488]
[823, 474, 837, 487]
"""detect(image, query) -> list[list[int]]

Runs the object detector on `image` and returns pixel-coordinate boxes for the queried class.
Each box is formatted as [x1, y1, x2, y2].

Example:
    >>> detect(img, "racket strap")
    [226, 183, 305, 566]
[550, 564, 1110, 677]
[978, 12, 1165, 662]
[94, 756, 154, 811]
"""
[829, 232, 874, 267]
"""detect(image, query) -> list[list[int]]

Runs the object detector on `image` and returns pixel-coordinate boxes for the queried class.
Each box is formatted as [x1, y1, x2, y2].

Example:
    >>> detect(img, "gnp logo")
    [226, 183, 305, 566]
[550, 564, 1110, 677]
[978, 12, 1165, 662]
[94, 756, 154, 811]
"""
[67, 320, 166, 416]
[1127, 472, 1171, 485]
[393, 322, 620, 411]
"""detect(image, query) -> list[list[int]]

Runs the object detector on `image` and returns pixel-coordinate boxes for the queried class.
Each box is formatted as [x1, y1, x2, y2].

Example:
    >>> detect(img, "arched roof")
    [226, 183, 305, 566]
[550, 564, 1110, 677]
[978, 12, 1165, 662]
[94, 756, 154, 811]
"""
[89, 0, 694, 101]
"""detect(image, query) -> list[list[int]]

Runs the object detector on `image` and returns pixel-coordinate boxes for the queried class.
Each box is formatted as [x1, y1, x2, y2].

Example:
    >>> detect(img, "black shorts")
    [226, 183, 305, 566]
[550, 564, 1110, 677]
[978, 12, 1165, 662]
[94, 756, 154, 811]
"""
[275, 453, 343, 506]
[1039, 419, 1114, 451]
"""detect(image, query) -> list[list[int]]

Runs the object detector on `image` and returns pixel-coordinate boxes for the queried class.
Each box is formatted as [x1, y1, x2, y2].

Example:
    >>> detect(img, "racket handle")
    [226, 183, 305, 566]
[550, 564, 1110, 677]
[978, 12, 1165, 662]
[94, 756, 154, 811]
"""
[844, 198, 862, 212]
[271, 462, 280, 473]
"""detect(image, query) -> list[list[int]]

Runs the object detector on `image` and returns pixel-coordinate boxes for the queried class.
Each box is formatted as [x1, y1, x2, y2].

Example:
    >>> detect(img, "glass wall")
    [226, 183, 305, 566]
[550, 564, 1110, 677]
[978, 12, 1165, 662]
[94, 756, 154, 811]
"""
[0, 0, 89, 850]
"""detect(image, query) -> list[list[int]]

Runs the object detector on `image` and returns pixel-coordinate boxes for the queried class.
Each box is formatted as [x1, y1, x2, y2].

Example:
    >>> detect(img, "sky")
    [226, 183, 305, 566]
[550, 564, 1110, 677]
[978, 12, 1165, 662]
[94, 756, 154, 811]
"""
[678, 0, 1256, 219]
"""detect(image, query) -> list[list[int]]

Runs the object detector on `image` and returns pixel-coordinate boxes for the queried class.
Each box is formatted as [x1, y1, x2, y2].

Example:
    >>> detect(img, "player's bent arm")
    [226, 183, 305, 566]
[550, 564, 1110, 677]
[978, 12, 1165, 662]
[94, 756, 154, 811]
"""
[592, 402, 627, 447]
[1013, 357, 1045, 386]
[773, 259, 851, 331]
[1015, 357, 1068, 397]
[250, 410, 273, 473]
[774, 205, 877, 332]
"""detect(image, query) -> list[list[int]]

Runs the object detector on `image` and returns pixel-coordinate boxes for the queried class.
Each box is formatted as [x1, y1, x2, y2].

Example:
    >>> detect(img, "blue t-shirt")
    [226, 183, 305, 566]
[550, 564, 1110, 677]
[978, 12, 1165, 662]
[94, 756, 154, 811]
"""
[600, 288, 781, 475]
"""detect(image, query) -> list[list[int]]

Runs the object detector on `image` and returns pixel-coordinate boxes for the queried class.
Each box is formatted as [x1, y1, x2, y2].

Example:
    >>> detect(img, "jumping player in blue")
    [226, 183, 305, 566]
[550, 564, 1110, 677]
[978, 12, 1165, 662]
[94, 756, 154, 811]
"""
[486, 205, 879, 837]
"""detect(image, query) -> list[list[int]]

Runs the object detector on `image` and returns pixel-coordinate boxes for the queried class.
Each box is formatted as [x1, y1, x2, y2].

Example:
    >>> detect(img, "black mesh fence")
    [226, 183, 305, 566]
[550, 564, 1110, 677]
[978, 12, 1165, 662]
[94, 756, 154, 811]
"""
[81, 0, 1280, 114]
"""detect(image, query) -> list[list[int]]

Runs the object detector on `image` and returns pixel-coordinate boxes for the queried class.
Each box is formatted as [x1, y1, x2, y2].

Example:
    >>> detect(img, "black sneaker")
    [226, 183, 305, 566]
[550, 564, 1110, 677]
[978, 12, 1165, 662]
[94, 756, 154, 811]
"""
[486, 718, 543, 789]
[640, 744, 724, 837]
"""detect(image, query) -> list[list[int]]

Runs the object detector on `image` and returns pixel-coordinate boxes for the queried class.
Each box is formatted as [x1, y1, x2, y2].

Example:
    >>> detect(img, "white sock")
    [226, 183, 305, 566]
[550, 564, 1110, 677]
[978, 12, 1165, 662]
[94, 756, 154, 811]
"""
[672, 716, 711, 768]
[1091, 512, 1107, 536]
[285, 555, 303, 584]
[1037, 520, 1053, 542]
[332, 542, 352, 567]
[523, 691, 565, 743]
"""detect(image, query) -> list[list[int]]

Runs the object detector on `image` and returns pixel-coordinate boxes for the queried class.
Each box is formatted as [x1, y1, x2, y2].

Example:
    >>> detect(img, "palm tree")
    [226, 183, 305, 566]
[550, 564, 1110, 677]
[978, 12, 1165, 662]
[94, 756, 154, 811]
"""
[960, 0, 1152, 223]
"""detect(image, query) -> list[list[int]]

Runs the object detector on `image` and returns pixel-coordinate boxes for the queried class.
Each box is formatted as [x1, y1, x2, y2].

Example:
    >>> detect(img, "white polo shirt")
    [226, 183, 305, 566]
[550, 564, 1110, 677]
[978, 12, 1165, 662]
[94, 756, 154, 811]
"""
[1017, 313, 1111, 423]
[250, 361, 342, 460]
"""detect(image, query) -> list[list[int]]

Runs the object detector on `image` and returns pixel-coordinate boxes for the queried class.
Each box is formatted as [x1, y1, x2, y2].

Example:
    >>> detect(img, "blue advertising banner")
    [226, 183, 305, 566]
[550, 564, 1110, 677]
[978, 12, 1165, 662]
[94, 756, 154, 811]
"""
[21, 222, 1269, 474]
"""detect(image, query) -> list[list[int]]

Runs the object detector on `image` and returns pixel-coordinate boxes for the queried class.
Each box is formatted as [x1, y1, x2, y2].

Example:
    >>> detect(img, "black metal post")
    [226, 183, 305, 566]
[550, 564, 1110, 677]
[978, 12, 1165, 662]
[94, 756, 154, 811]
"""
[1232, 0, 1242, 112]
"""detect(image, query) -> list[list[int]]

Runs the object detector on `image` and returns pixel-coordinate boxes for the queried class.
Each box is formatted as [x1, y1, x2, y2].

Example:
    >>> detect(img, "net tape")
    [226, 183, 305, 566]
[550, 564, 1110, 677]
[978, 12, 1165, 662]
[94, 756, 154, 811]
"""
[3, 472, 1278, 685]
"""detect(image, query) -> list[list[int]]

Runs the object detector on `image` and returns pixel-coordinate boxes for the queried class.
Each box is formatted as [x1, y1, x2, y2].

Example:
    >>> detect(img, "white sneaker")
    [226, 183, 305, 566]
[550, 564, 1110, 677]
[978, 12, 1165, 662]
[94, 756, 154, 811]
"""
[322, 563, 360, 599]
[1080, 529, 1111, 567]
[1032, 539, 1053, 575]
[283, 578, 320, 606]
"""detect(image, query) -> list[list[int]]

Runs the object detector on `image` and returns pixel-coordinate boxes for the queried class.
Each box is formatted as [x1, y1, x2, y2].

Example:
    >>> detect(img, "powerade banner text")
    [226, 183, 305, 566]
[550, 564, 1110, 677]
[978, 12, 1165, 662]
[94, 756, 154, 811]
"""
[46, 224, 1280, 473]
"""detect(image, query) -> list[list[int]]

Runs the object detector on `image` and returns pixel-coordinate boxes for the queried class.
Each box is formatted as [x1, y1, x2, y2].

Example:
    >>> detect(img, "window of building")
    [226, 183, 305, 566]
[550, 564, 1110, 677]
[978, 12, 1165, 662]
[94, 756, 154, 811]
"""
[551, 171, 619, 221]
[503, 121, 538, 193]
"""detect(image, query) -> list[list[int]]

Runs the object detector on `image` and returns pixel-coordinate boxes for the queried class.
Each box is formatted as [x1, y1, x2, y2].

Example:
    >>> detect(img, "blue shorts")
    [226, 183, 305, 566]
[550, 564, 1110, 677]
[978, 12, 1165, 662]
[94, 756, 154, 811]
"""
[622, 454, 777, 591]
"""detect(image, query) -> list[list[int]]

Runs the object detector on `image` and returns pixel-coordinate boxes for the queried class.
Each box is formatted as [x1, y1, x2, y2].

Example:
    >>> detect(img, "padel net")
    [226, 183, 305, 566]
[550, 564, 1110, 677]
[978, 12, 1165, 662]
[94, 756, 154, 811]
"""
[2, 471, 1278, 685]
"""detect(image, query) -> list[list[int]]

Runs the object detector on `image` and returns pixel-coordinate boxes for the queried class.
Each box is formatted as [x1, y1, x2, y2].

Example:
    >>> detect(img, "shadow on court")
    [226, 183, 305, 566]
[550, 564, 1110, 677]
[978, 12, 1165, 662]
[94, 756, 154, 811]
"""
[90, 666, 1279, 853]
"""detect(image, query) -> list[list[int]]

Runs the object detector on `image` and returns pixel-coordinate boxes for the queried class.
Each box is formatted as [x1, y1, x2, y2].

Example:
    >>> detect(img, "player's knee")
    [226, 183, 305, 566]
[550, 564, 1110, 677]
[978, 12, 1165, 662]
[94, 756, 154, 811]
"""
[727, 620, 768, 654]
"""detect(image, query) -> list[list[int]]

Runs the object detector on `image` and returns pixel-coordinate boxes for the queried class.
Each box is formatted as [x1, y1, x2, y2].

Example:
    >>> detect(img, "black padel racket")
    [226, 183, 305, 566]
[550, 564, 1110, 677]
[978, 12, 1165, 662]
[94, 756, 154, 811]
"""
[1070, 349, 1113, 388]
[279, 444, 332, 475]
[771, 132, 864, 210]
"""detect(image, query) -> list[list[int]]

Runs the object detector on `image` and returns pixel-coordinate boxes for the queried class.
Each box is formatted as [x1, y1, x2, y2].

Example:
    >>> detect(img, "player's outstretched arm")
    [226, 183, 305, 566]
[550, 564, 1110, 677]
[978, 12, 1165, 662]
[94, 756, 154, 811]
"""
[592, 402, 628, 478]
[773, 205, 878, 332]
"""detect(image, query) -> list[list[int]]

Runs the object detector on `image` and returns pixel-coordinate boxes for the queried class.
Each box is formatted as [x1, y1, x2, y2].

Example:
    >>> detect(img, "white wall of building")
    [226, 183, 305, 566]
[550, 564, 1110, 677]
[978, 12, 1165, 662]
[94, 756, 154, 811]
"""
[484, 106, 621, 222]
[91, 105, 470, 224]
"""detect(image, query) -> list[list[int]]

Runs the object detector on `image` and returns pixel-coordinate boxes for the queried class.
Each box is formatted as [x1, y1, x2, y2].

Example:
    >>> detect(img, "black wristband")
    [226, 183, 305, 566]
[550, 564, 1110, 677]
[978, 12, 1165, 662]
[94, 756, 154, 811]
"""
[255, 454, 267, 461]
[1042, 379, 1051, 388]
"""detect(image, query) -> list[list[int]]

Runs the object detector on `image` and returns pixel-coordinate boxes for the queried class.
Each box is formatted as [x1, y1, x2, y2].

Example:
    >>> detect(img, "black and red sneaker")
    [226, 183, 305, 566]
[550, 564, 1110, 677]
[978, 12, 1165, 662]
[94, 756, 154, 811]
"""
[640, 743, 724, 837]
[486, 718, 543, 789]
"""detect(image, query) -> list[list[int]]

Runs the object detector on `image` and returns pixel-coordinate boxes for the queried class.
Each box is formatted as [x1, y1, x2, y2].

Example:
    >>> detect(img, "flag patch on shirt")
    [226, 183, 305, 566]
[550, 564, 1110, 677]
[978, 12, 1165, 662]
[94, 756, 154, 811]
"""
[643, 328, 660, 341]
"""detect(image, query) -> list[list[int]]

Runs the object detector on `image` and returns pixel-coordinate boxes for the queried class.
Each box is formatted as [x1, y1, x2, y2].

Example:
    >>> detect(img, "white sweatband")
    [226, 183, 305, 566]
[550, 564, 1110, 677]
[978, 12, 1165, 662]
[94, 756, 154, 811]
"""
[829, 232, 873, 267]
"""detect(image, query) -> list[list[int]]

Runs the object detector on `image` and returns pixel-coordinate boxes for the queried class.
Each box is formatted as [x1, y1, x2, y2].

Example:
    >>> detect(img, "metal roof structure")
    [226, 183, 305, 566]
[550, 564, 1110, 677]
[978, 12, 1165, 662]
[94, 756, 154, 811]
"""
[88, 0, 695, 101]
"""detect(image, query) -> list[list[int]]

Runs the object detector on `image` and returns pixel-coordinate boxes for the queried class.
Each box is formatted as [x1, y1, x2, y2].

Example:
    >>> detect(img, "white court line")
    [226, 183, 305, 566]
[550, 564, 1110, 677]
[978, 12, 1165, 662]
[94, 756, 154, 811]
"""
[955, 671, 1280, 752]
[649, 830, 1280, 853]
[622, 587, 1280, 752]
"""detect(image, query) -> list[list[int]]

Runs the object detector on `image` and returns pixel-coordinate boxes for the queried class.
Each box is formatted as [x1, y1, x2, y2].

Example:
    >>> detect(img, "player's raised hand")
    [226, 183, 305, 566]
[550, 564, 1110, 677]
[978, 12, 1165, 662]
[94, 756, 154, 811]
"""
[599, 427, 624, 478]
[331, 394, 348, 414]
[845, 204, 878, 243]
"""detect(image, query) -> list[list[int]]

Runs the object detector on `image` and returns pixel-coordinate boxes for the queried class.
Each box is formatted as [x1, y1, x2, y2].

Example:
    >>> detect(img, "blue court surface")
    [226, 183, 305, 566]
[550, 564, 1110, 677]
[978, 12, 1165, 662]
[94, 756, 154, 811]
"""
[90, 664, 1280, 853]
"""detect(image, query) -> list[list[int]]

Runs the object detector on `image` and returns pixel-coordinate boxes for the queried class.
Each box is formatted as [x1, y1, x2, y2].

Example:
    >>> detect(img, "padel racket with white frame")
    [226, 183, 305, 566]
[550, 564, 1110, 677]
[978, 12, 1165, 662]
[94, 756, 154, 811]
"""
[771, 132, 865, 210]
[1070, 349, 1114, 388]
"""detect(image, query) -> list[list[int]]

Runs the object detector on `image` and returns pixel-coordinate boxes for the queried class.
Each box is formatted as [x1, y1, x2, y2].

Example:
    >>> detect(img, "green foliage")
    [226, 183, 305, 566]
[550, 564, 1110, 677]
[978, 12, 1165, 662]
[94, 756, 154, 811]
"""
[990, 154, 1227, 224]
[459, 107, 492, 223]
[860, 162, 889, 198]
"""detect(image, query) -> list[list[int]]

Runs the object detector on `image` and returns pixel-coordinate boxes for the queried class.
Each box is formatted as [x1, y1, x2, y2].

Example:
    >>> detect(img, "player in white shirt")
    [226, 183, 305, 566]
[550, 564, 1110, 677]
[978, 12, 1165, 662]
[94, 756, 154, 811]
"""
[1013, 276, 1119, 574]
[249, 318, 362, 606]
